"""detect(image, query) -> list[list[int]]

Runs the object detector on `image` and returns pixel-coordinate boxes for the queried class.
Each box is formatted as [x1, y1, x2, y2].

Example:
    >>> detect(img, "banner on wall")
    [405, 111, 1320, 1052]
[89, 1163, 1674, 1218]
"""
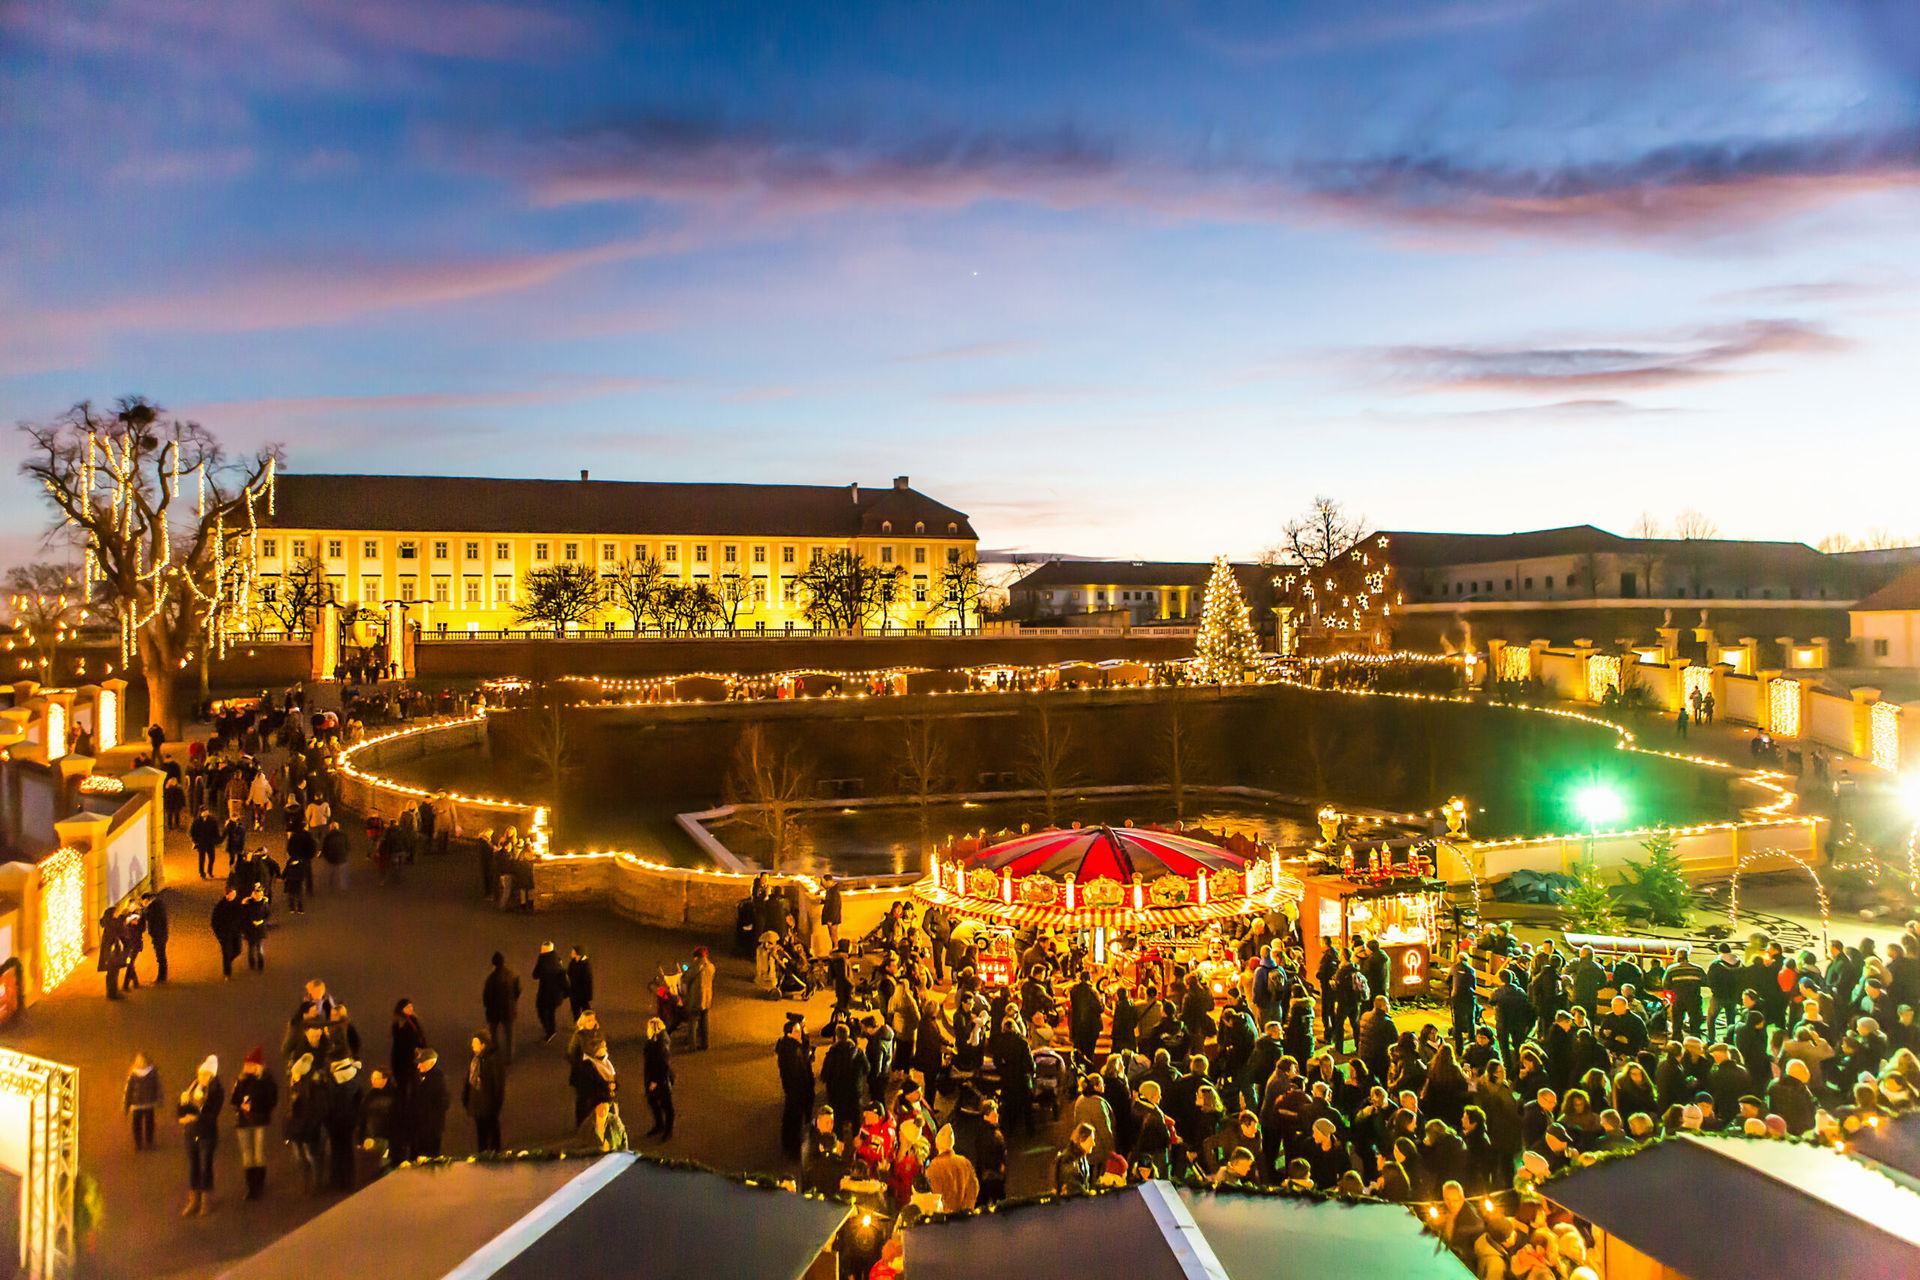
[106, 814, 150, 906]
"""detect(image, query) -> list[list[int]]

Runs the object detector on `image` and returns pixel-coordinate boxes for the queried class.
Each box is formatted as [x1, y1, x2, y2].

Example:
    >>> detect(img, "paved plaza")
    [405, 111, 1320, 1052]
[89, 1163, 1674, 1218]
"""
[6, 826, 1071, 1280]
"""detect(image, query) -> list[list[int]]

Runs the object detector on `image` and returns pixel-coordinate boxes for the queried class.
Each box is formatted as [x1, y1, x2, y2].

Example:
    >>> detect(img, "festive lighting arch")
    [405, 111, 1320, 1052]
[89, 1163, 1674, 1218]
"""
[1726, 848, 1830, 953]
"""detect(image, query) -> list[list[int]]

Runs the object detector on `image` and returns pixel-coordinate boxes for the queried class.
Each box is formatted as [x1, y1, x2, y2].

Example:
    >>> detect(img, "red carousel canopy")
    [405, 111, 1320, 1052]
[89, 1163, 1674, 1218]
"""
[961, 826, 1249, 884]
[921, 826, 1304, 929]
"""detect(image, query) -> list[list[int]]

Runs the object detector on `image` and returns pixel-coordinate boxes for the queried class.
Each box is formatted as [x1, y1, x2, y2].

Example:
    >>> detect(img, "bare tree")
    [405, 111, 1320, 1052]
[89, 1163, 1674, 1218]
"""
[1275, 497, 1369, 567]
[1020, 697, 1083, 826]
[898, 714, 949, 867]
[932, 556, 985, 631]
[20, 398, 278, 735]
[1626, 512, 1664, 596]
[1671, 508, 1720, 596]
[605, 555, 667, 631]
[714, 576, 751, 631]
[513, 564, 603, 631]
[1156, 684, 1204, 820]
[259, 556, 332, 633]
[795, 550, 902, 630]
[5, 563, 90, 680]
[520, 683, 578, 839]
[724, 723, 811, 872]
[1671, 509, 1719, 541]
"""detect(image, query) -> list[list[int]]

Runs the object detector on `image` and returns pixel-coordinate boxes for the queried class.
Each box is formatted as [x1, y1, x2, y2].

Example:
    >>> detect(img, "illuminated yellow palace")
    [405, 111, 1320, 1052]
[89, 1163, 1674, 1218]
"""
[256, 472, 978, 631]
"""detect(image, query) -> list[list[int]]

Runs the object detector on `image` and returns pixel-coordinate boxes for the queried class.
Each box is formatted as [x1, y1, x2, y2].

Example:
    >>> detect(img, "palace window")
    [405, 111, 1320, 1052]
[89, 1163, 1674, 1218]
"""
[782, 578, 797, 604]
[292, 539, 308, 560]
[752, 580, 767, 604]
[947, 547, 960, 564]
[363, 539, 379, 559]
[881, 546, 894, 564]
[948, 522, 958, 535]
[665, 544, 679, 562]
[431, 541, 448, 560]
[782, 545, 796, 564]
[495, 542, 510, 561]
[563, 542, 579, 561]
[881, 521, 893, 533]
[432, 579, 449, 603]
[466, 541, 481, 560]
[723, 544, 737, 563]
[913, 547, 927, 565]
[633, 543, 646, 560]
[398, 541, 417, 560]
[752, 545, 766, 563]
[914, 521, 925, 534]
[400, 579, 416, 601]
[494, 579, 511, 605]
[811, 547, 824, 564]
[694, 544, 709, 563]
[602, 543, 616, 562]
[913, 577, 928, 603]
[326, 539, 343, 559]
[533, 542, 549, 561]
[464, 579, 481, 605]
[260, 538, 278, 558]
[361, 577, 380, 602]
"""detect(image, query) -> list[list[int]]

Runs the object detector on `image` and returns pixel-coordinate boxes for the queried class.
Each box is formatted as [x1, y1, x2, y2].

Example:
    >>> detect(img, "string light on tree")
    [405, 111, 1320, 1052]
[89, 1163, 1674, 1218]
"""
[1190, 557, 1262, 685]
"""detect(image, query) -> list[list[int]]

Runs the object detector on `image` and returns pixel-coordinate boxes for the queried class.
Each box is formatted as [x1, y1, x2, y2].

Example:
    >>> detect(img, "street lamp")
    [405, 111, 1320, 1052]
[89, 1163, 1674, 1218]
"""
[1573, 782, 1626, 870]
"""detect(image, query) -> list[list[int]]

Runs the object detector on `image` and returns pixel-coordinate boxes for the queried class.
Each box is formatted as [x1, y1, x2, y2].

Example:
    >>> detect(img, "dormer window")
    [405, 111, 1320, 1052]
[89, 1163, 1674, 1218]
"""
[948, 523, 958, 535]
[914, 521, 926, 534]
[881, 521, 893, 534]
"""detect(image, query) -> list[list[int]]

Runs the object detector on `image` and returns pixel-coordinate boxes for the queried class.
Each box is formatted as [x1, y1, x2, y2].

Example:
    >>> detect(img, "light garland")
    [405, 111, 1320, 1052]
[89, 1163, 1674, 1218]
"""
[1586, 653, 1622, 703]
[39, 847, 85, 989]
[1725, 848, 1829, 952]
[1768, 677, 1802, 739]
[1870, 702, 1900, 773]
[95, 687, 118, 751]
[1683, 665, 1713, 709]
[1497, 646, 1530, 683]
[78, 775, 124, 795]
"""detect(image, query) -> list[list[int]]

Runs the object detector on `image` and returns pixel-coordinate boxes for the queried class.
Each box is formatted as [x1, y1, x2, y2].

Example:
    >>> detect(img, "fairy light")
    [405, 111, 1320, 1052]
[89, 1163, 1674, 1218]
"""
[1497, 646, 1530, 683]
[1871, 702, 1900, 773]
[1768, 677, 1802, 739]
[39, 846, 85, 989]
[1683, 665, 1713, 709]
[1586, 654, 1622, 703]
[1189, 557, 1261, 685]
[43, 702, 66, 761]
[95, 688, 118, 751]
[1726, 848, 1829, 952]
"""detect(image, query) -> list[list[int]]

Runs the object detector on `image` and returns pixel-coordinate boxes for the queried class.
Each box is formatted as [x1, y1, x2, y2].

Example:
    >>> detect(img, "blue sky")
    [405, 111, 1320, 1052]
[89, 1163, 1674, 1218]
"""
[4, 0, 1919, 564]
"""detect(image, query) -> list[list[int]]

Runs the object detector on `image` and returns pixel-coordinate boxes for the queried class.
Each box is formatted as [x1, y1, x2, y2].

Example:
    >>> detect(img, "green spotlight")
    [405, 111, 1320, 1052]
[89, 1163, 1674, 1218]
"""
[1574, 783, 1626, 830]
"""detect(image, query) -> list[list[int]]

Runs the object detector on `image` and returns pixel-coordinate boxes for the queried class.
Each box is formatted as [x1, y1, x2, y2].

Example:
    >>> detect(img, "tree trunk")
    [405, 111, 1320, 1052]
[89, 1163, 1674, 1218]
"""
[143, 665, 181, 741]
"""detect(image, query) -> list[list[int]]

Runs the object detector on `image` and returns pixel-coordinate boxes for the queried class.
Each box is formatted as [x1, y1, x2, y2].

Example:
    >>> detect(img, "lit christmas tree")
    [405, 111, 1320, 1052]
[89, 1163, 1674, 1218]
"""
[1190, 556, 1262, 684]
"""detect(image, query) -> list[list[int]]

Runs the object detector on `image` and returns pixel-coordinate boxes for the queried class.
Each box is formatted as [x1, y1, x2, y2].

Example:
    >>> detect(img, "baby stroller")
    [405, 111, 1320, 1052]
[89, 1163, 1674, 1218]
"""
[653, 964, 687, 1036]
[1031, 1047, 1069, 1121]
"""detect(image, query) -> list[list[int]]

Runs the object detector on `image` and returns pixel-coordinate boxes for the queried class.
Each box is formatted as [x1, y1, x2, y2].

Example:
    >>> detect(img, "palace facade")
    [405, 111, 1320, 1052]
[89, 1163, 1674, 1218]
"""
[256, 472, 978, 631]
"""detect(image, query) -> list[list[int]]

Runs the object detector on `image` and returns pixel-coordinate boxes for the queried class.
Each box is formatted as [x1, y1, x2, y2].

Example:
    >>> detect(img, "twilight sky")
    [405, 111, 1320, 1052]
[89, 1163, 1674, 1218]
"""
[4, 0, 1920, 565]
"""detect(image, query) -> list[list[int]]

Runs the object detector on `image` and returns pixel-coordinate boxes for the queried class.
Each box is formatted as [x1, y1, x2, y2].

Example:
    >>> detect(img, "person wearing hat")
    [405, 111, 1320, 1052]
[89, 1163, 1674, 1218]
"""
[326, 1057, 366, 1189]
[408, 1047, 449, 1158]
[776, 1014, 816, 1160]
[463, 1031, 506, 1152]
[1704, 1043, 1753, 1120]
[684, 945, 715, 1051]
[1768, 1058, 1817, 1135]
[231, 1049, 278, 1200]
[177, 1056, 224, 1216]
[532, 942, 568, 1042]
[925, 1123, 979, 1211]
[284, 1053, 330, 1191]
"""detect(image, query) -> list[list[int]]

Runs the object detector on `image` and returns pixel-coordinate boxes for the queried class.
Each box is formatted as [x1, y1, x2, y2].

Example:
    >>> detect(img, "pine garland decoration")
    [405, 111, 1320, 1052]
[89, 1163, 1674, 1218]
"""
[1190, 557, 1261, 685]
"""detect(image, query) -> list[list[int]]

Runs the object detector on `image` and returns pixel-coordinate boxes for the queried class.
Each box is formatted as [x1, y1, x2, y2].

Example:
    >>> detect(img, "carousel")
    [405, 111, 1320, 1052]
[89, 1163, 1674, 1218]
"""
[917, 824, 1307, 992]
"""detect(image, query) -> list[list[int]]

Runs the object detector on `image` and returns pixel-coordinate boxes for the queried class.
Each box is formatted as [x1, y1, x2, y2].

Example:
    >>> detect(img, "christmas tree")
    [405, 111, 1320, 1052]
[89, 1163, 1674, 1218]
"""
[1190, 556, 1262, 684]
[1560, 858, 1623, 933]
[1619, 831, 1691, 926]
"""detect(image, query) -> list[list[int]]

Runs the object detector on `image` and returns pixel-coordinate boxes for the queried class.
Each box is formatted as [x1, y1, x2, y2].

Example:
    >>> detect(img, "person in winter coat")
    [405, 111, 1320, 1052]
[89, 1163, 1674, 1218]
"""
[209, 889, 245, 979]
[325, 1058, 366, 1189]
[821, 1023, 866, 1131]
[124, 1052, 161, 1149]
[240, 885, 270, 971]
[177, 1056, 224, 1216]
[683, 946, 715, 1051]
[358, 1068, 400, 1165]
[1768, 1058, 1818, 1135]
[1356, 997, 1398, 1086]
[97, 907, 131, 1000]
[231, 1048, 278, 1199]
[567, 947, 594, 1019]
[390, 999, 428, 1097]
[408, 1049, 450, 1158]
[282, 827, 315, 914]
[482, 952, 522, 1062]
[1491, 970, 1534, 1064]
[190, 809, 222, 879]
[463, 1031, 507, 1152]
[642, 1017, 676, 1139]
[572, 1033, 618, 1128]
[532, 942, 568, 1041]
[777, 1014, 817, 1158]
[283, 1054, 331, 1190]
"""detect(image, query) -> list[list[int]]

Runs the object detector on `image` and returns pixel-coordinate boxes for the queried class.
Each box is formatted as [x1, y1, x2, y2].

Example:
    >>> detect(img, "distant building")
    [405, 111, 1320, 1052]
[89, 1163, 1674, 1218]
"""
[1007, 560, 1285, 639]
[1851, 565, 1920, 668]
[258, 472, 978, 632]
[1281, 524, 1896, 651]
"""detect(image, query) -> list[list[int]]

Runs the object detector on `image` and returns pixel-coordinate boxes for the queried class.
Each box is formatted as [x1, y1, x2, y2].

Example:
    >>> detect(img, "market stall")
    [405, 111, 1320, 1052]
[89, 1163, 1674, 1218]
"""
[1298, 871, 1446, 999]
[918, 825, 1307, 990]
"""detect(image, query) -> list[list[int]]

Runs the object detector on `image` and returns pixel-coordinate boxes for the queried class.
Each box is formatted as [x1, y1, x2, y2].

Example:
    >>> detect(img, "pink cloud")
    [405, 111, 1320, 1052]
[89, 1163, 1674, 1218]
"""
[177, 375, 681, 420]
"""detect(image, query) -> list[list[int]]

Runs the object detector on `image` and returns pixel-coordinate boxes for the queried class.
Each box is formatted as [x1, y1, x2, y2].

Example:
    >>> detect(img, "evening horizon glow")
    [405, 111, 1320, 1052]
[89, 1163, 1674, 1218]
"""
[6, 0, 1920, 564]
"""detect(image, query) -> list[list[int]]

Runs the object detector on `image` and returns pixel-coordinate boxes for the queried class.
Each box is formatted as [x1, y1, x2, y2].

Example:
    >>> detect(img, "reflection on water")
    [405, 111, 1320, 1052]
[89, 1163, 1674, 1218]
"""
[704, 796, 1319, 877]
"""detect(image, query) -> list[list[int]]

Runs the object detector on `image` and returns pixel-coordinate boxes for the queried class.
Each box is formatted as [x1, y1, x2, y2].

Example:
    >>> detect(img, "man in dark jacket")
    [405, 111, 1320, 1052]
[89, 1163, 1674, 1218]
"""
[1528, 958, 1564, 1040]
[190, 808, 222, 879]
[283, 826, 316, 914]
[1598, 996, 1649, 1061]
[1667, 947, 1707, 1040]
[821, 1022, 865, 1132]
[482, 952, 522, 1062]
[209, 888, 245, 979]
[1068, 973, 1103, 1064]
[1055, 1123, 1095, 1193]
[1356, 997, 1397, 1085]
[777, 1015, 817, 1159]
[567, 946, 594, 1020]
[463, 1031, 507, 1151]
[141, 891, 171, 983]
[1705, 945, 1741, 1039]
[1490, 970, 1533, 1065]
[1703, 1043, 1753, 1119]
[532, 942, 568, 1041]
[1570, 948, 1607, 1016]
[408, 1048, 450, 1158]
[1237, 1021, 1286, 1113]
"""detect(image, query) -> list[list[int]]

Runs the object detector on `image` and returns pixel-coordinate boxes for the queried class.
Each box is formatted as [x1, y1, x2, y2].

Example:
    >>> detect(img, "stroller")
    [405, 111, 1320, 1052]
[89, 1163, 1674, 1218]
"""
[653, 964, 687, 1036]
[1032, 1047, 1069, 1121]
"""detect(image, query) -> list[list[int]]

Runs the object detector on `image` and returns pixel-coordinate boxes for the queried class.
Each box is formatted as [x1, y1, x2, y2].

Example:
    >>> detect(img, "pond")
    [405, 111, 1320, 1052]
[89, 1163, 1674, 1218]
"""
[700, 794, 1322, 878]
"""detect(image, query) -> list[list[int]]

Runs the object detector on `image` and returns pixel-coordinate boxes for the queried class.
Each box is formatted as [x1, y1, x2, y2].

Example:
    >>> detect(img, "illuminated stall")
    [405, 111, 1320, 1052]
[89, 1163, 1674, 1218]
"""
[918, 825, 1305, 991]
[1299, 863, 1446, 999]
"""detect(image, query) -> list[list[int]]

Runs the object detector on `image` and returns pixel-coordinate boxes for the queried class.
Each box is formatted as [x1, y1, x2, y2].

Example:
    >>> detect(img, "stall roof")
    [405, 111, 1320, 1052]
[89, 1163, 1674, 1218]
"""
[906, 1182, 1471, 1279]
[220, 1155, 850, 1280]
[1547, 1135, 1920, 1280]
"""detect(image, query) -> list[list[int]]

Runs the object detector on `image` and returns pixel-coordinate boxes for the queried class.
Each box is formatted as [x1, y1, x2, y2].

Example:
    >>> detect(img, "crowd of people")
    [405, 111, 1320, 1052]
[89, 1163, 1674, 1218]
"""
[755, 888, 1920, 1279]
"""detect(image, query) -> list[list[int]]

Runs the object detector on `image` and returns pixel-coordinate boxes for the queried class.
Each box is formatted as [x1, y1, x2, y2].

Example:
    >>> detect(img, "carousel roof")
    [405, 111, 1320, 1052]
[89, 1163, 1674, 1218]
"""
[962, 826, 1247, 883]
